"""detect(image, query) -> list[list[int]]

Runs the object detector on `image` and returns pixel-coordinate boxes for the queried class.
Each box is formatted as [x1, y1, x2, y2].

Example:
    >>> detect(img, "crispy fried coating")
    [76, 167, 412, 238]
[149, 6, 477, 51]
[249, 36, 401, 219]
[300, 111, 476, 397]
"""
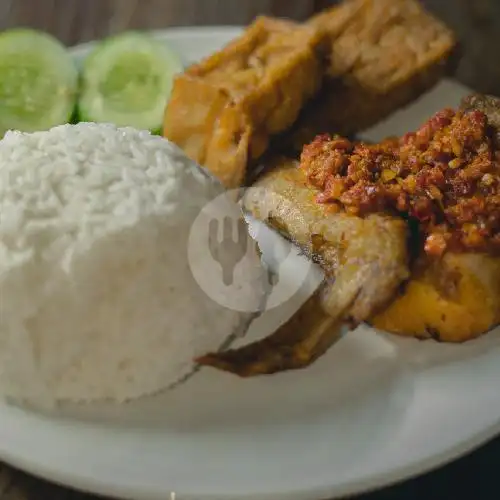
[370, 94, 500, 342]
[243, 159, 410, 321]
[245, 157, 500, 345]
[284, 0, 458, 149]
[197, 285, 341, 376]
[198, 121, 500, 376]
[163, 16, 323, 188]
[312, 0, 456, 88]
[461, 94, 500, 148]
[197, 158, 409, 375]
[163, 0, 458, 185]
[371, 253, 500, 342]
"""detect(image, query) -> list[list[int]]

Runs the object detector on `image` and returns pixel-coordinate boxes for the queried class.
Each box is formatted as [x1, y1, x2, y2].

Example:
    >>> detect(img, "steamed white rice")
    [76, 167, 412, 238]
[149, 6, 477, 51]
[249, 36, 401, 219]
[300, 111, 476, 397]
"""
[0, 123, 266, 406]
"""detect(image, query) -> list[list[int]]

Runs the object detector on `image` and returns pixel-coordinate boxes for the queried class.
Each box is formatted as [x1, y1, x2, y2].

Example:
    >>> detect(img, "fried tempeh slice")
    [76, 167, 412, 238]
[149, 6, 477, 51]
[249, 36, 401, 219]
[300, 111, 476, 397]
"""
[285, 0, 458, 148]
[197, 159, 409, 376]
[163, 17, 323, 188]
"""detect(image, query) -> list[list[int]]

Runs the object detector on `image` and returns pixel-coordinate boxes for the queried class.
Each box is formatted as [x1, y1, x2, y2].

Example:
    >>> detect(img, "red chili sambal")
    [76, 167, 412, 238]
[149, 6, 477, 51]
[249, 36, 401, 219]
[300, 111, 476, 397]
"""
[300, 108, 500, 257]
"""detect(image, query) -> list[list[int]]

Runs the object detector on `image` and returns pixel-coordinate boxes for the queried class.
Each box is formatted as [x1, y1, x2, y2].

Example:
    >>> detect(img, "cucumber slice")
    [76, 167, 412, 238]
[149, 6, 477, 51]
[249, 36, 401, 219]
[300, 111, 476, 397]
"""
[0, 29, 78, 135]
[79, 31, 183, 131]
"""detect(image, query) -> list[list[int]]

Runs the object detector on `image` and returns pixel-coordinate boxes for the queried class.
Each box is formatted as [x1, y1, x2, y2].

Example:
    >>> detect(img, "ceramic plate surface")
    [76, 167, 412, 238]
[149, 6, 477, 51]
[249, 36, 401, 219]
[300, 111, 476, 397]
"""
[0, 26, 499, 500]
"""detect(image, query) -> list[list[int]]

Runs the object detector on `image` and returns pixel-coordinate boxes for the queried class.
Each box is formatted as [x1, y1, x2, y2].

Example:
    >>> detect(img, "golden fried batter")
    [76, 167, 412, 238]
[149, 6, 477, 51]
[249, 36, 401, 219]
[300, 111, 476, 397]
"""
[285, 0, 458, 148]
[371, 253, 500, 342]
[197, 159, 410, 376]
[371, 94, 500, 342]
[243, 159, 410, 321]
[197, 285, 340, 376]
[312, 0, 456, 88]
[275, 96, 500, 344]
[163, 0, 457, 186]
[163, 17, 323, 188]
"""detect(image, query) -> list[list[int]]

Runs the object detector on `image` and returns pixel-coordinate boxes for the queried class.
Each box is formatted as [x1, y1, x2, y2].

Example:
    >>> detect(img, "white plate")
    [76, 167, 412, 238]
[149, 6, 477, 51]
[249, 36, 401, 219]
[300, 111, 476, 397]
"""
[1, 26, 500, 500]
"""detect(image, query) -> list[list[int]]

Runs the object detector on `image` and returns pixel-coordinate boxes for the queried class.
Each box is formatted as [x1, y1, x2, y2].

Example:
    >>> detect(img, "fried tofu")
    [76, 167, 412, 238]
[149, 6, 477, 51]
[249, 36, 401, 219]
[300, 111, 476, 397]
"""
[313, 0, 456, 89]
[163, 0, 457, 187]
[163, 17, 323, 188]
[285, 0, 458, 148]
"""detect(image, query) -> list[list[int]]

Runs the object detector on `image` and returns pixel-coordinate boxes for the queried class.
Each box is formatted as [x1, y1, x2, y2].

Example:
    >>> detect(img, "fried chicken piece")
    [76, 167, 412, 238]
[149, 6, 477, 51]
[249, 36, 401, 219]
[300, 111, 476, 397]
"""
[371, 93, 500, 341]
[197, 159, 409, 376]
[197, 285, 341, 376]
[243, 160, 410, 320]
[284, 0, 458, 149]
[296, 98, 500, 342]
[371, 253, 500, 342]
[199, 107, 500, 376]
[461, 94, 500, 148]
[163, 16, 323, 188]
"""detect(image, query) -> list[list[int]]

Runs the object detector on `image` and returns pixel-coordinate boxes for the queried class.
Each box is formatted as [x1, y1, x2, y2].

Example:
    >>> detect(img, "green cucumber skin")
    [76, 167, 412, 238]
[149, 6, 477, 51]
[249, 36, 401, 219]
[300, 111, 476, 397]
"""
[0, 29, 183, 133]
[78, 31, 183, 132]
[0, 28, 78, 134]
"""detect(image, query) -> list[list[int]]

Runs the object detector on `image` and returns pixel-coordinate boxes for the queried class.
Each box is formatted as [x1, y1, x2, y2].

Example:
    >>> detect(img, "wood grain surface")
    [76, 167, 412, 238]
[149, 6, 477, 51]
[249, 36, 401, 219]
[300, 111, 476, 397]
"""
[0, 0, 500, 93]
[0, 0, 500, 499]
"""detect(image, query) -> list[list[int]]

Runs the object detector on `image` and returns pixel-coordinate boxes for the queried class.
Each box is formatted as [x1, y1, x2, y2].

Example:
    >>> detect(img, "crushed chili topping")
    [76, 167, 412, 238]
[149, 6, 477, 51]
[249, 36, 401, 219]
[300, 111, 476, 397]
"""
[300, 108, 500, 256]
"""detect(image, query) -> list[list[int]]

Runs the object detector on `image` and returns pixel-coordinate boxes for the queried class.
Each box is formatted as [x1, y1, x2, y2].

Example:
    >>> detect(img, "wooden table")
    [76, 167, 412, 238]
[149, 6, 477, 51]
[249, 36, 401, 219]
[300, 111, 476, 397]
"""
[0, 0, 499, 498]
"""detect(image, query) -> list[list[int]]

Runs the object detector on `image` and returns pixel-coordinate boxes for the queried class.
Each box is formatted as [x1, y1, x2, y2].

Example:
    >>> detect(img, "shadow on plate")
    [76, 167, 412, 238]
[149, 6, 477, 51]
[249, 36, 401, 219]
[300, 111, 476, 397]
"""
[379, 324, 500, 372]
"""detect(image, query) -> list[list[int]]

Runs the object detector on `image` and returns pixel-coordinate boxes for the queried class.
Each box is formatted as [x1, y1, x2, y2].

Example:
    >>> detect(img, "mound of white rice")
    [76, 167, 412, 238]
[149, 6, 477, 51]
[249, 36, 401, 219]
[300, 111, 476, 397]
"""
[0, 123, 266, 406]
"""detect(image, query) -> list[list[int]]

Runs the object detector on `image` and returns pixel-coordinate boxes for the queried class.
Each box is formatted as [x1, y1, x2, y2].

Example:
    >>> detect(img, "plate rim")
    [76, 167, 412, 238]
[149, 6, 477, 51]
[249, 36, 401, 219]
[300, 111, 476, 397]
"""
[0, 25, 498, 500]
[1, 413, 499, 500]
[68, 25, 244, 58]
